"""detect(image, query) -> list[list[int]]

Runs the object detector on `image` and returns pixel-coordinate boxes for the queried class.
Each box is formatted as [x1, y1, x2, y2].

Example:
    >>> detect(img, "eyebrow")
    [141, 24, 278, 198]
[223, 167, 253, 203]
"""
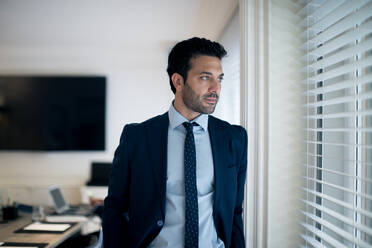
[200, 71, 224, 77]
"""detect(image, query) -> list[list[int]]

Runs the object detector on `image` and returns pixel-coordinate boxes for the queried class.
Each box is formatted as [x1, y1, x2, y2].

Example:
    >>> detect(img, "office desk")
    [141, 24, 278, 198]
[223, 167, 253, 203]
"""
[0, 214, 83, 248]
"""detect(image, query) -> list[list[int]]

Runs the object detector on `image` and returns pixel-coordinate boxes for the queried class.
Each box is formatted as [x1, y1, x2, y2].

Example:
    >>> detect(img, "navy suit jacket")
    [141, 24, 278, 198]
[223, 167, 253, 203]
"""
[103, 112, 247, 248]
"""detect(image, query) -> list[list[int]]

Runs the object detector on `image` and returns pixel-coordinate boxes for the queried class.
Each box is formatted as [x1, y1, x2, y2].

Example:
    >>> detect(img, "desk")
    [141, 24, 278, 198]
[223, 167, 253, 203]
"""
[0, 213, 83, 248]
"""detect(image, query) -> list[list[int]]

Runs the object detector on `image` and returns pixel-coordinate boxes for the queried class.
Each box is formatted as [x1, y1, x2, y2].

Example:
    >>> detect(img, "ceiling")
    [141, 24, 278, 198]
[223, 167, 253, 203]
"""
[0, 0, 238, 57]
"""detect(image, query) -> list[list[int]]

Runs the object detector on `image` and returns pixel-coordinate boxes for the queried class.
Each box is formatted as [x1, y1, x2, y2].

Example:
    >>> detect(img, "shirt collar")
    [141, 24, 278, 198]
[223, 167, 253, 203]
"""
[168, 102, 208, 131]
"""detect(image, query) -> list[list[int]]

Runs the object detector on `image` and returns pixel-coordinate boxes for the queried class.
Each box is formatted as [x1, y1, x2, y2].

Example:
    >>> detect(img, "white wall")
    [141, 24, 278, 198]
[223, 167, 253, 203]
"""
[215, 8, 240, 125]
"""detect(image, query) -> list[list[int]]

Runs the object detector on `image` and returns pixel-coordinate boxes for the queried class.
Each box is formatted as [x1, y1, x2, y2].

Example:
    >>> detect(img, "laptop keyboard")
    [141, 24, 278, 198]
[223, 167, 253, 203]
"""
[59, 205, 93, 216]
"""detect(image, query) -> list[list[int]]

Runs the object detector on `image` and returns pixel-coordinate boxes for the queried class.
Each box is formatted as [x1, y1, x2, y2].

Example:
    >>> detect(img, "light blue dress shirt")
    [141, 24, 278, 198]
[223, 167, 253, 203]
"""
[150, 104, 224, 248]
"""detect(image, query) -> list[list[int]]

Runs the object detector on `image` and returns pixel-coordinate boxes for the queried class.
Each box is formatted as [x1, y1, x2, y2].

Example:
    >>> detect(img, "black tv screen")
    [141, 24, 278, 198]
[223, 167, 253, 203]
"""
[0, 76, 106, 151]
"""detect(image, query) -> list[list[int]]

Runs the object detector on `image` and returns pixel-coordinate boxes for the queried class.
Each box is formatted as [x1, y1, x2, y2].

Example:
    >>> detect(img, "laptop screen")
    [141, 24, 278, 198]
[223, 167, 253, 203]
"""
[50, 187, 68, 211]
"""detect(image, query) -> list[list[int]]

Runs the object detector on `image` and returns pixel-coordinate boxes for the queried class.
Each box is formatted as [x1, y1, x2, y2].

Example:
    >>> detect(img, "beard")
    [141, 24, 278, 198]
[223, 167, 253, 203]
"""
[182, 81, 219, 115]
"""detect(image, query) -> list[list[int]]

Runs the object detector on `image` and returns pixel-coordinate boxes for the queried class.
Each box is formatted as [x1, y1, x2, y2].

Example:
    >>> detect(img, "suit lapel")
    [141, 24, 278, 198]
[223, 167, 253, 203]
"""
[208, 116, 227, 215]
[145, 112, 169, 218]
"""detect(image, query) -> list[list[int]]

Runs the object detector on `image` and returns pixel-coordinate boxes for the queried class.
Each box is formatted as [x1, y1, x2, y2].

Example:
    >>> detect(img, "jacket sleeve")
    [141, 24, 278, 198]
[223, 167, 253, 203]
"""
[103, 125, 132, 247]
[231, 127, 247, 248]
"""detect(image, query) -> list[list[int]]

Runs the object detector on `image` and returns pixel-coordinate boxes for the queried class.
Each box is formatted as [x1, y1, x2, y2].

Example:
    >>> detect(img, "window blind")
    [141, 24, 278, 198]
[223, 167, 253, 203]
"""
[300, 0, 372, 247]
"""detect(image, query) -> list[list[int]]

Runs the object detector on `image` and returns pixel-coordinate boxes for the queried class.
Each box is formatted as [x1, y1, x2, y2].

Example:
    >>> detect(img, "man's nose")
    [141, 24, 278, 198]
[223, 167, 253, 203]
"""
[209, 78, 221, 92]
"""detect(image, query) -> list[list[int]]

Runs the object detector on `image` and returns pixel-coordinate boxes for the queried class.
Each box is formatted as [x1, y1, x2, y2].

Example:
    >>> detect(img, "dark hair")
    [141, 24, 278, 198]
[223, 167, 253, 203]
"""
[167, 37, 227, 94]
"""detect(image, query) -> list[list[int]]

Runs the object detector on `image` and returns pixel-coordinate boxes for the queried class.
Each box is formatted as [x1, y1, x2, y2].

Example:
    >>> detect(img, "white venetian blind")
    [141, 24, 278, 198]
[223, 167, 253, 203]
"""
[300, 0, 372, 247]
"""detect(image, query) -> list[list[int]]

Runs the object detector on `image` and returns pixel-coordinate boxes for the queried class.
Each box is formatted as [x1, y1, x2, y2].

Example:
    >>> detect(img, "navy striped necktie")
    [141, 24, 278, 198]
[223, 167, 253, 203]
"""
[183, 122, 199, 248]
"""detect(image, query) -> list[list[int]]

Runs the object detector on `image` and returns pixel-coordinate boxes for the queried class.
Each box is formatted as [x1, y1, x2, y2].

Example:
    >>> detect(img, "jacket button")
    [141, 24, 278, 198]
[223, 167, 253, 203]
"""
[157, 220, 163, 226]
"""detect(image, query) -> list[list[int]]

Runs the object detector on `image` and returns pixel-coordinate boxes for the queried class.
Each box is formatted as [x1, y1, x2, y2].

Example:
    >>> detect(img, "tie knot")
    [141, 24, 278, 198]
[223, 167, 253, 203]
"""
[183, 122, 197, 132]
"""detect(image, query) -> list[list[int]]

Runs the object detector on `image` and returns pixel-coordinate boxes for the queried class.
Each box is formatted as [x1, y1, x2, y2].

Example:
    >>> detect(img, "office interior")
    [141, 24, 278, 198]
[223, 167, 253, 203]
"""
[1, 0, 371, 247]
[0, 0, 239, 247]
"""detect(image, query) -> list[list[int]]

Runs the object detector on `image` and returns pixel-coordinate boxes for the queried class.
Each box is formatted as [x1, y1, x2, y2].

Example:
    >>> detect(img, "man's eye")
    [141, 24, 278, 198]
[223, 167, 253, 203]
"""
[218, 77, 224, 82]
[201, 76, 210, 80]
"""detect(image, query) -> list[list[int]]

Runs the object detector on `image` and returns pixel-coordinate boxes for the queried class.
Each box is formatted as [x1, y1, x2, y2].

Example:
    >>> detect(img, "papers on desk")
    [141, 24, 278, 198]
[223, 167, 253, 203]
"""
[1, 246, 39, 248]
[1, 247, 39, 248]
[14, 222, 76, 234]
[23, 222, 70, 232]
[45, 215, 88, 223]
[0, 242, 48, 248]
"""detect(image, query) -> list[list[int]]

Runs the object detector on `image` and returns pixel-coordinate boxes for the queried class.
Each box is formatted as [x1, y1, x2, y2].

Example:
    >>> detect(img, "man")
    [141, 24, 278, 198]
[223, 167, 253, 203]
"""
[103, 37, 247, 248]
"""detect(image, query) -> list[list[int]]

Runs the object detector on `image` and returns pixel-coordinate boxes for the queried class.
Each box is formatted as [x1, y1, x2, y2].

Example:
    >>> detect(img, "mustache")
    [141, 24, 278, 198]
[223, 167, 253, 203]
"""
[203, 93, 219, 99]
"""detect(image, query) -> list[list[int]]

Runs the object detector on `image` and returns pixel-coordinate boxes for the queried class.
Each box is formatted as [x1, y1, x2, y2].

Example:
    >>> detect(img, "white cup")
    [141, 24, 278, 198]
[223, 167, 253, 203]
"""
[32, 205, 44, 222]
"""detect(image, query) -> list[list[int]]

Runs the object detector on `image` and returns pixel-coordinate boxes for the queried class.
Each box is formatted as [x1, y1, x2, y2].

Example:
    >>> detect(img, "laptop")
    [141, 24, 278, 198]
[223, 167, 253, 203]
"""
[48, 185, 93, 216]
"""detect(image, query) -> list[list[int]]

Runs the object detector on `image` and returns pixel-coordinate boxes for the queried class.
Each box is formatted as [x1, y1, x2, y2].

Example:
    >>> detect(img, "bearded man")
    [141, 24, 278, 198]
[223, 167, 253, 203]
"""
[103, 37, 247, 248]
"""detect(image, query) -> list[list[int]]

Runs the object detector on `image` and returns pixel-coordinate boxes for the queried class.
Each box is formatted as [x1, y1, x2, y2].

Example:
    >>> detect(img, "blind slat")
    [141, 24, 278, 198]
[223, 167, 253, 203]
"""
[299, 0, 345, 37]
[308, 0, 367, 32]
[306, 140, 372, 149]
[302, 1, 372, 50]
[303, 164, 372, 184]
[301, 223, 349, 248]
[302, 199, 372, 237]
[300, 234, 327, 248]
[297, 0, 325, 17]
[305, 20, 372, 59]
[306, 74, 372, 95]
[306, 91, 372, 107]
[303, 188, 372, 220]
[303, 177, 372, 201]
[308, 0, 343, 20]
[308, 38, 372, 71]
[304, 153, 372, 166]
[306, 109, 372, 119]
[307, 57, 372, 83]
[303, 212, 372, 248]
[306, 127, 372, 132]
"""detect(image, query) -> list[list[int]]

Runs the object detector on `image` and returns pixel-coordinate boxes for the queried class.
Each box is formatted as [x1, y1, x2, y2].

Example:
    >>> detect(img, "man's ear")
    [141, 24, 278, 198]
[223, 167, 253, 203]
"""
[171, 73, 184, 92]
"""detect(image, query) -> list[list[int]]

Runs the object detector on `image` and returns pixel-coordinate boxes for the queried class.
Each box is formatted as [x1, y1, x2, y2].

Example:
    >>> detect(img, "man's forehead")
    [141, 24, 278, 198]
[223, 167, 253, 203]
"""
[189, 55, 223, 72]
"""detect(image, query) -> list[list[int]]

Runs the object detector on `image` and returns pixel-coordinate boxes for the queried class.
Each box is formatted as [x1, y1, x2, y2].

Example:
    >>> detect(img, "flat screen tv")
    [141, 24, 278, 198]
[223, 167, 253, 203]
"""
[0, 76, 106, 151]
